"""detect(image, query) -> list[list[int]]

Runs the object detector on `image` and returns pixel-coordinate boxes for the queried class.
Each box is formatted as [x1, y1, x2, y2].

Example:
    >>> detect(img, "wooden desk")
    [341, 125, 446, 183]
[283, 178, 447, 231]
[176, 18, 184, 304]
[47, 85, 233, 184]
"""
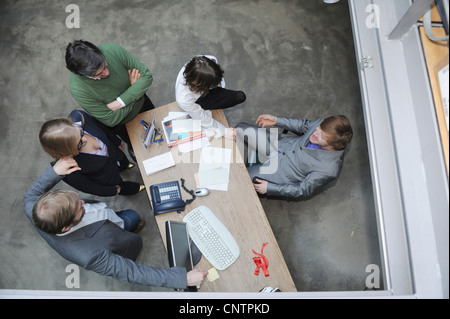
[126, 102, 296, 292]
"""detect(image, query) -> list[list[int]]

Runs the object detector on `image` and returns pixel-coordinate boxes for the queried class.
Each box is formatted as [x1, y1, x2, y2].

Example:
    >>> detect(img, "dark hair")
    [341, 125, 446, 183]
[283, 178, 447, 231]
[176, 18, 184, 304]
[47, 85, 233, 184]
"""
[320, 115, 353, 150]
[65, 40, 105, 77]
[183, 56, 224, 94]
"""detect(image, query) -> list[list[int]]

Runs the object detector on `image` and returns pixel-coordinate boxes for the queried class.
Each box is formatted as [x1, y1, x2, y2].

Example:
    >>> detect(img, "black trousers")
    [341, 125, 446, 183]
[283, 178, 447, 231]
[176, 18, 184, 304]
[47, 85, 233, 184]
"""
[195, 87, 246, 110]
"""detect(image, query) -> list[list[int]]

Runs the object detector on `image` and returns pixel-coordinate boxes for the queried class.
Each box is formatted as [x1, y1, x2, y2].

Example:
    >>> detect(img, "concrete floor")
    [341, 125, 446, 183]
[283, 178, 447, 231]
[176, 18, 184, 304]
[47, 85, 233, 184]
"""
[0, 0, 382, 294]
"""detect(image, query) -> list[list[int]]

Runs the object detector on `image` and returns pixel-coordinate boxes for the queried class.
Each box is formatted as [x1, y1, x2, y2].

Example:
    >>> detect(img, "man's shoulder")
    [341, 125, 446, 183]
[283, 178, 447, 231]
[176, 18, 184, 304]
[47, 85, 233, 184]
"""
[99, 42, 117, 50]
[69, 72, 87, 89]
[98, 42, 129, 66]
[99, 42, 124, 56]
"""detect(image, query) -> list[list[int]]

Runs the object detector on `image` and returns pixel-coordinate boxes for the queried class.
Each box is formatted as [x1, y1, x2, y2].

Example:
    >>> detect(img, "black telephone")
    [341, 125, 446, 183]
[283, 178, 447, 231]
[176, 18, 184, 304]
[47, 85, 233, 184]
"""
[150, 181, 186, 215]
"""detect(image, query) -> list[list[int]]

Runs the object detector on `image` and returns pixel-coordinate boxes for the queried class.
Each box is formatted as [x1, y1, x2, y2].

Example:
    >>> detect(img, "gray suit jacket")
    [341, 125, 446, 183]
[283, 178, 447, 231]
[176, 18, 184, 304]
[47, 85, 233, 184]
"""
[238, 117, 346, 199]
[23, 164, 187, 289]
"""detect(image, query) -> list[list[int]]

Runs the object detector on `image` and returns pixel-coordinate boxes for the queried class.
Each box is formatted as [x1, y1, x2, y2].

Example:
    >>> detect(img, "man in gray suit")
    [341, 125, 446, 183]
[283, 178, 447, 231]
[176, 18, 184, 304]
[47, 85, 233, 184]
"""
[236, 114, 353, 199]
[23, 157, 208, 289]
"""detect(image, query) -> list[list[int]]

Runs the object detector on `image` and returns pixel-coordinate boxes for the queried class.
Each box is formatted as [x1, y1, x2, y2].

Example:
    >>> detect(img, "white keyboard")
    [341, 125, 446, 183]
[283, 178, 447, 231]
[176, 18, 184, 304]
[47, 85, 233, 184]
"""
[183, 206, 240, 270]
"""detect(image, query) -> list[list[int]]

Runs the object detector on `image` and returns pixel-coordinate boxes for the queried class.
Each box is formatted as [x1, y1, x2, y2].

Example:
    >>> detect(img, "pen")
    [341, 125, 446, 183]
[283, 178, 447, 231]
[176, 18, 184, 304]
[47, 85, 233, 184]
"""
[141, 120, 149, 128]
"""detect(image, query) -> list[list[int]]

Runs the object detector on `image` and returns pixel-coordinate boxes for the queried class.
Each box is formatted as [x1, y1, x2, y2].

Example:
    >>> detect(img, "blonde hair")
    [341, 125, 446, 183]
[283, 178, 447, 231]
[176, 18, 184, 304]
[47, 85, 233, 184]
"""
[32, 190, 80, 234]
[39, 113, 84, 158]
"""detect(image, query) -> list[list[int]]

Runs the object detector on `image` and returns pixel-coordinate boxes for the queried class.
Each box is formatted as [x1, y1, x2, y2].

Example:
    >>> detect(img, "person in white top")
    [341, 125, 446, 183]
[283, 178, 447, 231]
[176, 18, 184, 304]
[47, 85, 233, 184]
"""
[175, 55, 246, 139]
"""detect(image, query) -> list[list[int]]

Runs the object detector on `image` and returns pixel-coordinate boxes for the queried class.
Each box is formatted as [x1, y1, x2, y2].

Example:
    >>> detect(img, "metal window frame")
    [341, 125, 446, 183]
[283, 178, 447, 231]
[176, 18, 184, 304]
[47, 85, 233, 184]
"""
[348, 0, 449, 298]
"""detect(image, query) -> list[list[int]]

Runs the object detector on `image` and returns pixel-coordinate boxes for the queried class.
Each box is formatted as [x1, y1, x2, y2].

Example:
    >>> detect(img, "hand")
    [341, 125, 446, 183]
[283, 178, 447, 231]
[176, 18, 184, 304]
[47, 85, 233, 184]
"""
[128, 68, 141, 85]
[106, 100, 123, 111]
[224, 127, 236, 140]
[253, 178, 268, 194]
[118, 140, 125, 151]
[53, 157, 81, 176]
[256, 114, 277, 128]
[187, 269, 208, 287]
[115, 185, 121, 195]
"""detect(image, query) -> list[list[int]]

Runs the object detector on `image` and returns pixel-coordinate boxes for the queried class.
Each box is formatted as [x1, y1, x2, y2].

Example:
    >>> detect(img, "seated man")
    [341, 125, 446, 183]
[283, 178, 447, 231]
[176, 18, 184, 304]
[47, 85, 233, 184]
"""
[65, 40, 154, 158]
[23, 157, 207, 289]
[236, 114, 353, 199]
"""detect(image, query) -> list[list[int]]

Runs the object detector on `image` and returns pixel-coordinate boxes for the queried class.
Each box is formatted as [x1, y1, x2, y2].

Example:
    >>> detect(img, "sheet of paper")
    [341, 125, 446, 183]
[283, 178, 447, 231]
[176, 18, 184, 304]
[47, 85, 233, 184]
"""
[194, 173, 228, 191]
[171, 118, 201, 133]
[164, 112, 189, 122]
[198, 167, 229, 186]
[207, 267, 220, 282]
[142, 151, 175, 175]
[199, 147, 232, 170]
[198, 147, 232, 191]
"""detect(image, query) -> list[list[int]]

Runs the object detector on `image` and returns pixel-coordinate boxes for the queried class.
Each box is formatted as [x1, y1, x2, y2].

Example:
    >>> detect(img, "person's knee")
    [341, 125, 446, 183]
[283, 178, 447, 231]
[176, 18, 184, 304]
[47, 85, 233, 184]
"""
[116, 209, 141, 231]
[237, 91, 246, 104]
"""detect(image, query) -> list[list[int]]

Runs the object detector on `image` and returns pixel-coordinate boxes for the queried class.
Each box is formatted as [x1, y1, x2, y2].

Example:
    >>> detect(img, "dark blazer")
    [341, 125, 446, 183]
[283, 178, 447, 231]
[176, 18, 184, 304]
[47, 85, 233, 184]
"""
[59, 110, 129, 196]
[23, 164, 187, 289]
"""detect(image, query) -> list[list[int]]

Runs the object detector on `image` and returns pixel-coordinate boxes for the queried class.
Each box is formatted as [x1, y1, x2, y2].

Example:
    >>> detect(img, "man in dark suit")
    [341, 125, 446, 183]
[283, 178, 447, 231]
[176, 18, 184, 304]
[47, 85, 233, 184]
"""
[23, 158, 208, 289]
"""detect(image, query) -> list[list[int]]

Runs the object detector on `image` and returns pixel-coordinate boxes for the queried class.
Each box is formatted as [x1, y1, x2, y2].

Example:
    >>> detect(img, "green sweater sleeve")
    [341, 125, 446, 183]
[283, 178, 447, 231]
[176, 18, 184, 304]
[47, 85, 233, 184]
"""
[107, 43, 153, 106]
[69, 83, 134, 127]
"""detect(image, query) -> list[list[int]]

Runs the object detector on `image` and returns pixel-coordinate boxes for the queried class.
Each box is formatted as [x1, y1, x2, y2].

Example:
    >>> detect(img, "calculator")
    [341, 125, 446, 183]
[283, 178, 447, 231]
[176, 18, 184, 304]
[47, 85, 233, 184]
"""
[149, 181, 186, 215]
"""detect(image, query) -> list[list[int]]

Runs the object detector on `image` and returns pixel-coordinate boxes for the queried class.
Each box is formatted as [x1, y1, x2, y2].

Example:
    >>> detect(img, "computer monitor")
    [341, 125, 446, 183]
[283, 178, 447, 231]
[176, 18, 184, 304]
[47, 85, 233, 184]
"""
[165, 221, 196, 291]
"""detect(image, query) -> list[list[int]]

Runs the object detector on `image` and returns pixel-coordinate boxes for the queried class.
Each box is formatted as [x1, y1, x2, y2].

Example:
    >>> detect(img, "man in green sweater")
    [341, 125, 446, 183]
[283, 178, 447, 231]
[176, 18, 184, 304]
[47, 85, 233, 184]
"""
[65, 40, 154, 159]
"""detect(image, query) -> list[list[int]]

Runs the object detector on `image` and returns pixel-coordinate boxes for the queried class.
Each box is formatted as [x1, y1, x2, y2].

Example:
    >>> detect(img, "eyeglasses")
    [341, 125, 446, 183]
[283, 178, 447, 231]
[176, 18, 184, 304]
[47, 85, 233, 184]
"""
[77, 128, 85, 151]
[91, 61, 108, 78]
